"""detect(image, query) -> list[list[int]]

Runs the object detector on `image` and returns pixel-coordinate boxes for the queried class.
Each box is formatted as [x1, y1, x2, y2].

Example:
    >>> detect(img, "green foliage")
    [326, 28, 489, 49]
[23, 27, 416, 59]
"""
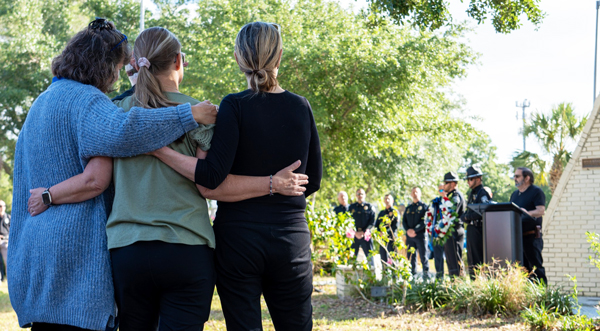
[463, 133, 513, 202]
[404, 261, 581, 321]
[405, 279, 453, 310]
[0, 171, 12, 211]
[306, 205, 355, 270]
[522, 102, 588, 194]
[366, 0, 545, 33]
[0, 0, 486, 202]
[524, 103, 587, 166]
[307, 205, 412, 302]
[586, 231, 600, 272]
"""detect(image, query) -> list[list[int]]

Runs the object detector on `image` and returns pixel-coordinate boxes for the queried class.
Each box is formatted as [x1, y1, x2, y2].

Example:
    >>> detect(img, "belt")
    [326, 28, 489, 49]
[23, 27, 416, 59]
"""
[523, 230, 536, 236]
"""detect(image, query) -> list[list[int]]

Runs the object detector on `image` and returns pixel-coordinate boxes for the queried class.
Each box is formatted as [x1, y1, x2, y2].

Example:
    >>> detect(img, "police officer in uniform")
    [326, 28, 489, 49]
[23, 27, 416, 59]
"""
[460, 165, 491, 278]
[375, 194, 399, 263]
[402, 187, 430, 279]
[333, 191, 350, 215]
[348, 188, 376, 258]
[439, 172, 466, 277]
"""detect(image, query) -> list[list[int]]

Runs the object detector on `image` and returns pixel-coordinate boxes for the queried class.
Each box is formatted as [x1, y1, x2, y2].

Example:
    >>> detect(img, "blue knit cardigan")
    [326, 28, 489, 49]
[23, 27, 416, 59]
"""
[9, 79, 198, 330]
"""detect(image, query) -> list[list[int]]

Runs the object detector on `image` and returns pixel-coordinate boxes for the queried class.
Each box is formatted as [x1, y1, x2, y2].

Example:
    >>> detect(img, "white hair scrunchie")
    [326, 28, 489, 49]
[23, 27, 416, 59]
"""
[138, 57, 151, 69]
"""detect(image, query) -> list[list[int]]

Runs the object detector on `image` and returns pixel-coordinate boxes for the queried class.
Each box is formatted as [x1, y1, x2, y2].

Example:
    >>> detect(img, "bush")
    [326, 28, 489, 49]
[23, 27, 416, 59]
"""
[404, 261, 582, 321]
[405, 279, 453, 310]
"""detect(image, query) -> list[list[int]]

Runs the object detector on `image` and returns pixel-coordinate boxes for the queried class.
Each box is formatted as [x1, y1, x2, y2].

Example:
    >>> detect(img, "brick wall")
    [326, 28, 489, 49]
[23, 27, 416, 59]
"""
[544, 108, 600, 296]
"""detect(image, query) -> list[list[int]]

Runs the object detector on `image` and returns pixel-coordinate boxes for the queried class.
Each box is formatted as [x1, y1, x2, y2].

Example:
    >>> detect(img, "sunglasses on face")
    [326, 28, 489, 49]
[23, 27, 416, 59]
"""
[468, 178, 476, 182]
[444, 182, 453, 185]
[514, 174, 522, 178]
[178, 52, 188, 68]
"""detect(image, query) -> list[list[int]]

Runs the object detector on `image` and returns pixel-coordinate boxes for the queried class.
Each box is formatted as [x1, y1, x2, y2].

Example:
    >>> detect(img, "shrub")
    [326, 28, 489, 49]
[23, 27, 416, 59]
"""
[405, 279, 453, 310]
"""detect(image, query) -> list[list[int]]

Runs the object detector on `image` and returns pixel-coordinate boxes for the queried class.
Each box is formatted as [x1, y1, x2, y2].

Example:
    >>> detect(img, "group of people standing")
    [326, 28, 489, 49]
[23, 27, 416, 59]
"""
[335, 165, 547, 284]
[10, 18, 321, 331]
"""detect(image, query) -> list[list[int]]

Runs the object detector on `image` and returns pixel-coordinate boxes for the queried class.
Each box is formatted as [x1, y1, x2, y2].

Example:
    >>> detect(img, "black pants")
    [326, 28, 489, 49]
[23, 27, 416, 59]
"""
[214, 220, 313, 331]
[433, 226, 464, 278]
[523, 234, 547, 284]
[406, 233, 429, 277]
[31, 323, 93, 331]
[379, 238, 395, 263]
[352, 237, 373, 258]
[110, 241, 216, 331]
[466, 224, 484, 278]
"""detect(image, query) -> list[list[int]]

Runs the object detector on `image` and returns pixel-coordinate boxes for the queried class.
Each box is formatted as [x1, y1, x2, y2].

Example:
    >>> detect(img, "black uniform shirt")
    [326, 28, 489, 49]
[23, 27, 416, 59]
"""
[348, 202, 376, 231]
[447, 189, 466, 224]
[375, 207, 399, 237]
[510, 185, 545, 232]
[402, 201, 428, 234]
[333, 204, 350, 215]
[461, 184, 491, 224]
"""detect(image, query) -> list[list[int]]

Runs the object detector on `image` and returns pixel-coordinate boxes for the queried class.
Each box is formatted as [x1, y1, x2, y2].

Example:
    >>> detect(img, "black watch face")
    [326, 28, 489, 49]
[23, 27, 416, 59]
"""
[42, 192, 51, 205]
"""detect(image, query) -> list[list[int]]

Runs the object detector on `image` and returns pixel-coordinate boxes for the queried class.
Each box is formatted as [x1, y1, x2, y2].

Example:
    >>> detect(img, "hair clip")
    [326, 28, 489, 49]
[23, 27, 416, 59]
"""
[89, 17, 111, 31]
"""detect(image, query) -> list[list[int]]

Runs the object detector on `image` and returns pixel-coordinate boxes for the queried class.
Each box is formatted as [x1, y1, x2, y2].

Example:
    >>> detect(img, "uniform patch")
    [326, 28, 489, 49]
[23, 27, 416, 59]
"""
[364, 206, 368, 210]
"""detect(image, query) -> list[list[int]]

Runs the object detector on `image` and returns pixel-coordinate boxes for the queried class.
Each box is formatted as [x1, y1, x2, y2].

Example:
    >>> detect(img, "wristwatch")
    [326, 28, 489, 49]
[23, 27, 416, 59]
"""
[42, 189, 53, 206]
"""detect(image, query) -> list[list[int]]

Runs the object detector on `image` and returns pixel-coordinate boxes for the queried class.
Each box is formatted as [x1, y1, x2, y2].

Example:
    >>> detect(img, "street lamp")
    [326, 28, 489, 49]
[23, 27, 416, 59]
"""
[140, 0, 145, 33]
[594, 1, 599, 105]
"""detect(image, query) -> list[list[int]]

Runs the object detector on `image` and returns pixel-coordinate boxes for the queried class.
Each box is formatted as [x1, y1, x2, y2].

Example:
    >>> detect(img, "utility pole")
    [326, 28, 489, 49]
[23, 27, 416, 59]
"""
[595, 1, 600, 105]
[516, 99, 531, 152]
[140, 0, 145, 33]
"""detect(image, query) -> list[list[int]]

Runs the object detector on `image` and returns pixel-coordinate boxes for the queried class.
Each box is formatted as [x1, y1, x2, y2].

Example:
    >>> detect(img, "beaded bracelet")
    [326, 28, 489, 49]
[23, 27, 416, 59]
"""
[269, 175, 273, 196]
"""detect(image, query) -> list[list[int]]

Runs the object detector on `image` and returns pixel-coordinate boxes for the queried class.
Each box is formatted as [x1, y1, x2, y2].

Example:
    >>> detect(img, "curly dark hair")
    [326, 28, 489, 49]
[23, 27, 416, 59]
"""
[51, 18, 131, 93]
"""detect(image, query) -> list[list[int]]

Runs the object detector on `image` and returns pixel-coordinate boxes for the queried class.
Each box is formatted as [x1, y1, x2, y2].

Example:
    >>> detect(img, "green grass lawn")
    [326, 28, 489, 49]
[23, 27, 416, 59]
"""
[0, 276, 528, 330]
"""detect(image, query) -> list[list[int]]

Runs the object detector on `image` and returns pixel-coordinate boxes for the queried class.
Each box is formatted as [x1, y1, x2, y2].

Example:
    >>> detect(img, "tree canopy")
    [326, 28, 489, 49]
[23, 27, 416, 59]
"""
[366, 0, 545, 34]
[0, 0, 519, 208]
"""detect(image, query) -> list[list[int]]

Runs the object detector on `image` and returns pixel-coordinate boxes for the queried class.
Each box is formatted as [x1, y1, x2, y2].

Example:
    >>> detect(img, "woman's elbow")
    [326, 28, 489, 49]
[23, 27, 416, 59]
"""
[84, 174, 111, 196]
[197, 185, 216, 200]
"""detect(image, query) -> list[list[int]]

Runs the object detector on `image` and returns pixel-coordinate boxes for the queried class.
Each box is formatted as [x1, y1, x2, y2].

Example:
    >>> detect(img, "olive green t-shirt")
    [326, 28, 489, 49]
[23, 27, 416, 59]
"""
[106, 92, 216, 250]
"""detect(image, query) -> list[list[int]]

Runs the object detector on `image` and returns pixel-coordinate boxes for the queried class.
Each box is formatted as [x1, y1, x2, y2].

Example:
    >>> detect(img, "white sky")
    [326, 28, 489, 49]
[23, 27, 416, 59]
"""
[341, 0, 597, 164]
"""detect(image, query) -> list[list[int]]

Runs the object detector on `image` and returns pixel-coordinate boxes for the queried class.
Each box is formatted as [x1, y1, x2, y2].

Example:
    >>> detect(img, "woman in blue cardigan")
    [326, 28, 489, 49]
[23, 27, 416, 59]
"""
[9, 18, 218, 331]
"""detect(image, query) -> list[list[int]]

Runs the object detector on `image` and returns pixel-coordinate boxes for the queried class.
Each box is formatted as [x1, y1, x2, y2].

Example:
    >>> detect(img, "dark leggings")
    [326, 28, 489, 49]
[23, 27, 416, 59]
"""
[213, 220, 313, 331]
[110, 241, 215, 331]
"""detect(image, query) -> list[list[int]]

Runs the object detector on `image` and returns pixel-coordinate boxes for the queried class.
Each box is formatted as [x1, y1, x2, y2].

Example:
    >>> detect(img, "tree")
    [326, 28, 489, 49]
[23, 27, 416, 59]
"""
[0, 0, 483, 209]
[366, 0, 545, 33]
[523, 102, 587, 193]
[463, 133, 513, 203]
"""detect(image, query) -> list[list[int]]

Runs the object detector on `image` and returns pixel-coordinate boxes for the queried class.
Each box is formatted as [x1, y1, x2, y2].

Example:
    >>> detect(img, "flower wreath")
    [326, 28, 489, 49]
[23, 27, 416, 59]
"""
[425, 196, 459, 246]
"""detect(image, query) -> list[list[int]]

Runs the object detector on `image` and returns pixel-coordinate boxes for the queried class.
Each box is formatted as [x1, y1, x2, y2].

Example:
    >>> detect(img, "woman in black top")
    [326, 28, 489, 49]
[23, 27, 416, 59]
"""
[152, 22, 322, 330]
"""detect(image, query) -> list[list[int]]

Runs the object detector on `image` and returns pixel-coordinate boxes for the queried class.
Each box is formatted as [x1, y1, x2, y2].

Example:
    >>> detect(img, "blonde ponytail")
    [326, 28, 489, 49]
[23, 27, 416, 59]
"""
[133, 27, 182, 108]
[234, 22, 282, 94]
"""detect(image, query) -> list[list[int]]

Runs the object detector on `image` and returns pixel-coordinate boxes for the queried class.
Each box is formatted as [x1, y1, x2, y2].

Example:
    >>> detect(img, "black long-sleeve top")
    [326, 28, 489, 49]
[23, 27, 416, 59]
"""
[402, 201, 428, 233]
[194, 89, 322, 223]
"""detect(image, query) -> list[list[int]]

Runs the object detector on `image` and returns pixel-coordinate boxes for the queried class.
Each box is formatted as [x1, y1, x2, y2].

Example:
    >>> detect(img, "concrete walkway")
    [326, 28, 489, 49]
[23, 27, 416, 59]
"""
[577, 297, 599, 319]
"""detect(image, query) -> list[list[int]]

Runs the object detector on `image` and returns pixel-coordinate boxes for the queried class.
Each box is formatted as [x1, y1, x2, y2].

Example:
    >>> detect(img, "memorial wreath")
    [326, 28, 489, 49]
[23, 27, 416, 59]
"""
[425, 196, 459, 246]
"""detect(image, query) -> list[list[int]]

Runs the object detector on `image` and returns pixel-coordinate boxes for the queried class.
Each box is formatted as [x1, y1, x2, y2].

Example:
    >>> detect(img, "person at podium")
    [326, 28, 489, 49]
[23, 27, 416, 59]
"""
[460, 165, 492, 278]
[510, 167, 547, 284]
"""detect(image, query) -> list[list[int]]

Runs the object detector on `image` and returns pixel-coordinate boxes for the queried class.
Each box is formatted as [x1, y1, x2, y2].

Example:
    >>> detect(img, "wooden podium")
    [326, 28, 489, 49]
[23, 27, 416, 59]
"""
[467, 203, 525, 265]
